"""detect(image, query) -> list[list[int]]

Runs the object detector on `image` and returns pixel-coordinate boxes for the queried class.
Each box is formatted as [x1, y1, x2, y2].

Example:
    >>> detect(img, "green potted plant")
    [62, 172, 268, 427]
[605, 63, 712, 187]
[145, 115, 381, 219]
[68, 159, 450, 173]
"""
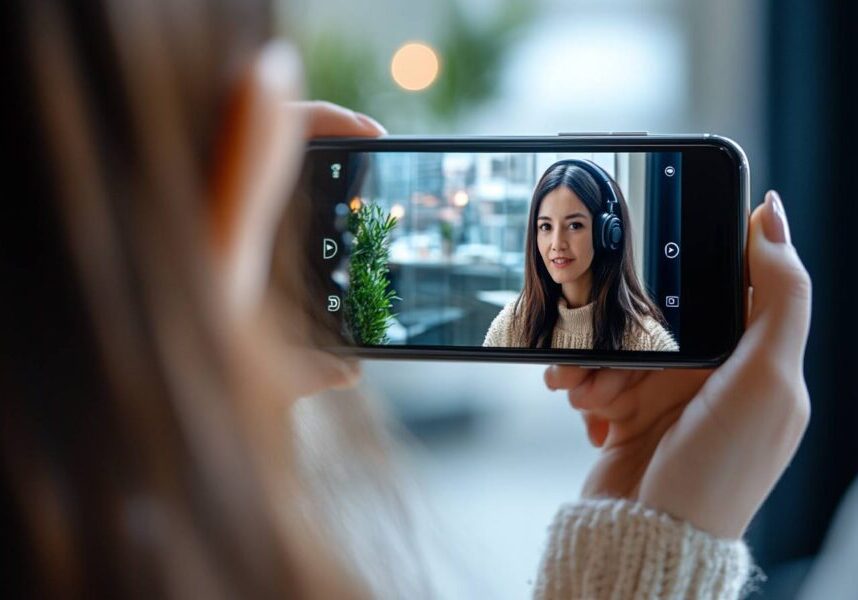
[439, 220, 454, 258]
[345, 203, 399, 345]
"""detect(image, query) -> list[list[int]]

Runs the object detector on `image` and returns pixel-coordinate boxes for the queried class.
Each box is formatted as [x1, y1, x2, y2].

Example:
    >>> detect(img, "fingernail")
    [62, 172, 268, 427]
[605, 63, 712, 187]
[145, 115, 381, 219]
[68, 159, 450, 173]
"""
[355, 112, 387, 135]
[764, 190, 791, 245]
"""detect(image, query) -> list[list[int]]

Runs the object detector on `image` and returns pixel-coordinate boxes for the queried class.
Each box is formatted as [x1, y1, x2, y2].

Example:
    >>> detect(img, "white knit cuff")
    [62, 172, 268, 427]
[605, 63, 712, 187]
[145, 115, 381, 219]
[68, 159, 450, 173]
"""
[534, 498, 754, 600]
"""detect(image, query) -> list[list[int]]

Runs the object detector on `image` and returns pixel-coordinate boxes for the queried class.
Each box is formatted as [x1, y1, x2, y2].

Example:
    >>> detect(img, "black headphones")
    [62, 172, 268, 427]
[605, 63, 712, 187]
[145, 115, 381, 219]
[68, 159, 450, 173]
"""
[547, 159, 624, 252]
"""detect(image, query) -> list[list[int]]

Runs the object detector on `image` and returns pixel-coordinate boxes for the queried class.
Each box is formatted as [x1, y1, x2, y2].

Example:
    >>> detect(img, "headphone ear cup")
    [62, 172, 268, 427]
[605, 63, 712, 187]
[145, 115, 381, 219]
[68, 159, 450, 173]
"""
[607, 216, 623, 251]
[596, 212, 609, 252]
[597, 213, 623, 251]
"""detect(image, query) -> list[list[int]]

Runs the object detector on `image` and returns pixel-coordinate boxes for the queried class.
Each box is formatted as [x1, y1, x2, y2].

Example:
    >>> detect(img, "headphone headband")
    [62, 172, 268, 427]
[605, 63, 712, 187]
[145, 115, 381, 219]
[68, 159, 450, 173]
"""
[547, 159, 619, 215]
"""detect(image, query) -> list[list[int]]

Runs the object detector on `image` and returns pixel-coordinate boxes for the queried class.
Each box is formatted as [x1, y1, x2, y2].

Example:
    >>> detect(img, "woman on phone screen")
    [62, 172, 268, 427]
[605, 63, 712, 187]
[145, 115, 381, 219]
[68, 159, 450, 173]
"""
[484, 159, 678, 351]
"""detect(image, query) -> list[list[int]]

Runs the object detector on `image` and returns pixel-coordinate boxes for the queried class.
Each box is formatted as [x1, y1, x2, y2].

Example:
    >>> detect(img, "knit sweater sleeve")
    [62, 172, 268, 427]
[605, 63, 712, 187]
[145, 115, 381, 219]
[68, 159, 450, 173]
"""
[533, 498, 753, 600]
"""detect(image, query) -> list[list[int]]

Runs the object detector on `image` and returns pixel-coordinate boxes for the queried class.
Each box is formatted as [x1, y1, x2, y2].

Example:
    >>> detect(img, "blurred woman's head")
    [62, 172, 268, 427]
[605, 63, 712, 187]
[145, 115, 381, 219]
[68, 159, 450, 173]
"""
[516, 161, 664, 350]
[2, 0, 384, 597]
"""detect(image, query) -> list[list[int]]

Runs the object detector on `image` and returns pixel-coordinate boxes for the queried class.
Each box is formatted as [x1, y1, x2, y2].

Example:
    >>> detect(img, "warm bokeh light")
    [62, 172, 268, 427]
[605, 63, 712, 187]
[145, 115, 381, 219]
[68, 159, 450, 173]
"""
[419, 194, 439, 207]
[453, 190, 469, 207]
[391, 42, 440, 91]
[349, 196, 363, 212]
[390, 203, 406, 220]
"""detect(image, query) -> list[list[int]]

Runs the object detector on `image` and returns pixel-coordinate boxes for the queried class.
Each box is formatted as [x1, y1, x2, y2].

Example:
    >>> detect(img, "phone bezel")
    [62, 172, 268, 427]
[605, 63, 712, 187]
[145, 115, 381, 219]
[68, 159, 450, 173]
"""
[302, 134, 749, 368]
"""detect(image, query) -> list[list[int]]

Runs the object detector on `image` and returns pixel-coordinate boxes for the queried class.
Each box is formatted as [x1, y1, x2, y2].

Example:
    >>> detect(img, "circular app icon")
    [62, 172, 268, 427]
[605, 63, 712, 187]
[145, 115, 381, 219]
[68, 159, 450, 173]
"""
[664, 242, 680, 259]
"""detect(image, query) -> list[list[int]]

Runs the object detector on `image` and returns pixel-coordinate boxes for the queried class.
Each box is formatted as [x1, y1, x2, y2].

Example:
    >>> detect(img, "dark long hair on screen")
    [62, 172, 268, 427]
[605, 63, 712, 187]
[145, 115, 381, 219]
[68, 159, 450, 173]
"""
[514, 162, 666, 350]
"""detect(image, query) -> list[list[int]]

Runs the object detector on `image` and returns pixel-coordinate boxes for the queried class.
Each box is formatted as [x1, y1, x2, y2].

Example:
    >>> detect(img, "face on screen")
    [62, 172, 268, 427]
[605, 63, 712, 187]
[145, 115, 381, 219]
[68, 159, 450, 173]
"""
[536, 186, 595, 298]
[310, 151, 683, 353]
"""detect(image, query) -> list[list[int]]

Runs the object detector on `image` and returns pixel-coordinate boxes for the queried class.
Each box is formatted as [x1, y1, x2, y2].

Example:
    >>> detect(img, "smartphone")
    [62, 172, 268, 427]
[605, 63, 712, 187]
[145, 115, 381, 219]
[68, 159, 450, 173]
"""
[295, 134, 749, 368]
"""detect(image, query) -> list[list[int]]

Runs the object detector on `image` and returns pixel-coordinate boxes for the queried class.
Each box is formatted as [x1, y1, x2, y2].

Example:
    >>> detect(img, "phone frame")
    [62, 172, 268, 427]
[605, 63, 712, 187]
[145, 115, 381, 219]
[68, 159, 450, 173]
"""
[303, 134, 750, 369]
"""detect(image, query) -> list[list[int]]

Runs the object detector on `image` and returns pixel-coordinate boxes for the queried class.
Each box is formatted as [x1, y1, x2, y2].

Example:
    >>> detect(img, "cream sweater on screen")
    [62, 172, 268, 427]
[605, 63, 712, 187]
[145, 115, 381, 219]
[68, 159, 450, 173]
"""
[483, 299, 679, 351]
[534, 498, 755, 599]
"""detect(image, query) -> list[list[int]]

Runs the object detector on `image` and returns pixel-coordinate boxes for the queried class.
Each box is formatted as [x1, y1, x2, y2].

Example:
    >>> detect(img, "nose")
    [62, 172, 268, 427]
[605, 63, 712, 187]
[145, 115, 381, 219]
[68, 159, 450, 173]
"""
[551, 229, 568, 251]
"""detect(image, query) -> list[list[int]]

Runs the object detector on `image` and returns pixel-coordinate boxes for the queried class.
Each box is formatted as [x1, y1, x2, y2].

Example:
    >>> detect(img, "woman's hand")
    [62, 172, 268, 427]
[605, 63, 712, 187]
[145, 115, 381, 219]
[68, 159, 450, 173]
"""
[296, 100, 387, 139]
[544, 191, 811, 539]
[288, 101, 385, 396]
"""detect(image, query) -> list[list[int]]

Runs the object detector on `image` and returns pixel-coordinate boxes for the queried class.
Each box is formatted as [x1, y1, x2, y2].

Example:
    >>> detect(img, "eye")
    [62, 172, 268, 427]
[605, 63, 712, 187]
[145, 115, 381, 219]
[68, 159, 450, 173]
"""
[569, 221, 584, 230]
[538, 222, 551, 232]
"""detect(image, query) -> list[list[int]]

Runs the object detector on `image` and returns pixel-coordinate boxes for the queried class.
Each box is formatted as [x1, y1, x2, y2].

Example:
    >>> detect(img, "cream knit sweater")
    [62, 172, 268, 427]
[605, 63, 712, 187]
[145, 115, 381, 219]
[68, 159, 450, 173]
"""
[483, 299, 678, 351]
[534, 498, 754, 599]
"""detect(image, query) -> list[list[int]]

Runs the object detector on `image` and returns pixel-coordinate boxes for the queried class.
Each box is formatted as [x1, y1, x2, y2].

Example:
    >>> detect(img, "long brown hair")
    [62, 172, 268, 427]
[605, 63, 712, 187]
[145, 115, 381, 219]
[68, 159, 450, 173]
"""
[514, 161, 666, 350]
[1, 0, 383, 597]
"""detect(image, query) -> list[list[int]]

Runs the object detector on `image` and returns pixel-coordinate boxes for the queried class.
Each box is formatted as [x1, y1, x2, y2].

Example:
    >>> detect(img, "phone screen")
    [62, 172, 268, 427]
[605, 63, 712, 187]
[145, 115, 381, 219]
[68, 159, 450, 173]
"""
[299, 140, 745, 365]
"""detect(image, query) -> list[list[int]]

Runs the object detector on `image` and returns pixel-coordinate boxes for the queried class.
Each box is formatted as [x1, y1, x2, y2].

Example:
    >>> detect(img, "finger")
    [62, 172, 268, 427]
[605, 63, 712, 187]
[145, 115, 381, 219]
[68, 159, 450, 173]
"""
[297, 100, 387, 138]
[328, 356, 362, 390]
[632, 368, 712, 410]
[627, 368, 712, 426]
[283, 348, 362, 398]
[544, 364, 593, 391]
[746, 191, 812, 366]
[581, 411, 609, 447]
[576, 368, 710, 447]
[568, 369, 644, 413]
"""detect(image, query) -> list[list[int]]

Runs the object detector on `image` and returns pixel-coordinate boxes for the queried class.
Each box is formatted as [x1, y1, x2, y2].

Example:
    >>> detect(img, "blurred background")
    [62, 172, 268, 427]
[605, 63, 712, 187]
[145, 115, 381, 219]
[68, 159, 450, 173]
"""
[284, 0, 857, 597]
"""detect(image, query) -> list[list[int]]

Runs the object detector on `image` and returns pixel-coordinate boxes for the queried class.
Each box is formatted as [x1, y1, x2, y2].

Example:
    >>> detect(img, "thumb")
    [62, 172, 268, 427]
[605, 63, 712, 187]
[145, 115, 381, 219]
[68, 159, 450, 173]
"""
[746, 191, 812, 364]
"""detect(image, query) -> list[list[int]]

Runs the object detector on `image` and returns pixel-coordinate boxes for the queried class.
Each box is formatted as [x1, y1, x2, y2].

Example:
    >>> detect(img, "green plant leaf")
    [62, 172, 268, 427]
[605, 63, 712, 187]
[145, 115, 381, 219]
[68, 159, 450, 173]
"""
[344, 204, 399, 345]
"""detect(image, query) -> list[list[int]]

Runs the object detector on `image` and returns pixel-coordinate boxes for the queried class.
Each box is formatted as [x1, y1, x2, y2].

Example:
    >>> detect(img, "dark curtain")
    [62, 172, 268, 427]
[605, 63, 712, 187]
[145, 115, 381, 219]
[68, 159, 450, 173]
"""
[749, 0, 858, 594]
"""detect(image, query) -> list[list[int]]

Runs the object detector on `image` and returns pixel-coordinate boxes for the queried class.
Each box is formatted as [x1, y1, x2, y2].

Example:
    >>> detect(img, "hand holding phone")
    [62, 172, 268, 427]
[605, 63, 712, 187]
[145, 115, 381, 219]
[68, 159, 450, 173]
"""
[544, 191, 811, 539]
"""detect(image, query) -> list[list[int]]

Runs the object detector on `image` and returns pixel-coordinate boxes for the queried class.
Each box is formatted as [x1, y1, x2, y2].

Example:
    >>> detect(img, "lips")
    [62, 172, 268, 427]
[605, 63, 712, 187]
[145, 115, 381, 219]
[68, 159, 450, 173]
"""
[551, 257, 574, 268]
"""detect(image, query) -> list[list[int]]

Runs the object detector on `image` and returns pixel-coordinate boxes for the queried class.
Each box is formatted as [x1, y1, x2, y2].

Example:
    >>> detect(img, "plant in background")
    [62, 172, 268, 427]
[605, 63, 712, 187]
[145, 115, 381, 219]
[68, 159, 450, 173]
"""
[439, 220, 454, 243]
[345, 203, 399, 345]
[426, 0, 533, 124]
[439, 220, 455, 257]
[296, 28, 383, 117]
[295, 0, 534, 132]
